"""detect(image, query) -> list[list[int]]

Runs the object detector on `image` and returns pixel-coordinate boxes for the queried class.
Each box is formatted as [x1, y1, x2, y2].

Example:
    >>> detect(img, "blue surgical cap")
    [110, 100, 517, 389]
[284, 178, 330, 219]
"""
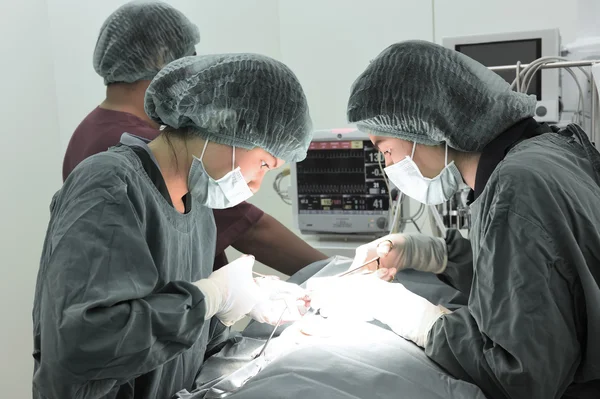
[144, 54, 313, 163]
[94, 0, 200, 85]
[347, 40, 536, 152]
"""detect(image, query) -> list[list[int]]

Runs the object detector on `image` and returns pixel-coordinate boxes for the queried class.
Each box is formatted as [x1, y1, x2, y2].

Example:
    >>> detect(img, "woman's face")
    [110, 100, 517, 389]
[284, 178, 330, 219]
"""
[235, 147, 285, 192]
[202, 143, 284, 193]
[368, 134, 446, 179]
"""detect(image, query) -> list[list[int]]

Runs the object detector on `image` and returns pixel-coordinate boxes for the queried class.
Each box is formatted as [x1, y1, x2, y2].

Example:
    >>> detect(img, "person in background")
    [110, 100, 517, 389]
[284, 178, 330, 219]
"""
[34, 53, 313, 399]
[313, 40, 600, 399]
[62, 0, 327, 275]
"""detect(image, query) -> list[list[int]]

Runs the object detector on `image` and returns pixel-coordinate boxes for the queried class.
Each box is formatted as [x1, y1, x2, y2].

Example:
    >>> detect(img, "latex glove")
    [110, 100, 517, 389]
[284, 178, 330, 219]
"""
[194, 255, 265, 326]
[372, 281, 450, 348]
[350, 233, 448, 279]
[248, 277, 310, 325]
[309, 275, 450, 347]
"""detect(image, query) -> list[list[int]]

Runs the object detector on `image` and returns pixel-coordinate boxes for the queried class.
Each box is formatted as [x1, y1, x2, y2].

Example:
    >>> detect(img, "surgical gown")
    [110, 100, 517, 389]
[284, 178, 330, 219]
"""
[426, 125, 600, 398]
[32, 143, 221, 399]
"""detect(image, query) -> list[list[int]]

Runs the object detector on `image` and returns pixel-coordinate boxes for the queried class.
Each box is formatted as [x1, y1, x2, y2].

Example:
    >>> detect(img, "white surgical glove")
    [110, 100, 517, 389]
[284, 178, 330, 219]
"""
[372, 281, 450, 347]
[194, 255, 265, 326]
[248, 277, 310, 325]
[350, 233, 448, 279]
[308, 275, 449, 347]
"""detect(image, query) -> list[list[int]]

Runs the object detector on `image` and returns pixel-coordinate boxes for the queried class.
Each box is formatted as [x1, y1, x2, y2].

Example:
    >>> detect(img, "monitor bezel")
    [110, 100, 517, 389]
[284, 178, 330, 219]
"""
[442, 28, 561, 104]
[290, 129, 392, 235]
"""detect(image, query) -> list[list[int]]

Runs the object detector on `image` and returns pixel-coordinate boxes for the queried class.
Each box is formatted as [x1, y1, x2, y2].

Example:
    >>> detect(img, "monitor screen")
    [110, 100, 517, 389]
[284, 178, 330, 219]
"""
[455, 39, 542, 100]
[296, 140, 389, 215]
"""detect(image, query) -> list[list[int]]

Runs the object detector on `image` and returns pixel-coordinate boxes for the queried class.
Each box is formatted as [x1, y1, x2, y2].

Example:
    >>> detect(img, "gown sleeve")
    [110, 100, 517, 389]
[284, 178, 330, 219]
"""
[439, 228, 474, 295]
[36, 187, 211, 387]
[425, 207, 581, 399]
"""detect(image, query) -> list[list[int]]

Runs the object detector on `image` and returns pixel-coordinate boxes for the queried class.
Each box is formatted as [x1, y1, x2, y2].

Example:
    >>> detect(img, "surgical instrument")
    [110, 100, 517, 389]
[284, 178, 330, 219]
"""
[254, 305, 287, 358]
[336, 256, 381, 278]
[204, 307, 288, 398]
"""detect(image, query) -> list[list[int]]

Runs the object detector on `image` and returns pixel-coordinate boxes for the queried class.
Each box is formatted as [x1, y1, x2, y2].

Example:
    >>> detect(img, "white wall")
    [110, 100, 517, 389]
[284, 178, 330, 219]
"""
[277, 0, 437, 239]
[46, 0, 287, 277]
[0, 0, 587, 396]
[180, 0, 291, 277]
[48, 0, 282, 156]
[433, 0, 579, 45]
[0, 0, 62, 395]
[2, 0, 284, 394]
[278, 0, 434, 129]
[229, 0, 439, 273]
[47, 0, 129, 154]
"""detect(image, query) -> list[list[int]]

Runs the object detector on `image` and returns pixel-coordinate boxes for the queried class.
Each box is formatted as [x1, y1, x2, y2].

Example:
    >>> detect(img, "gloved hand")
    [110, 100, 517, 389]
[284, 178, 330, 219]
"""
[350, 233, 448, 279]
[309, 274, 450, 348]
[372, 281, 450, 348]
[248, 277, 310, 325]
[194, 255, 265, 326]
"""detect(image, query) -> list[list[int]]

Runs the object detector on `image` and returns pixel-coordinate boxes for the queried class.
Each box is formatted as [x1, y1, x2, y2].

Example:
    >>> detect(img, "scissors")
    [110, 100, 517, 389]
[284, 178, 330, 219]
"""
[335, 256, 381, 278]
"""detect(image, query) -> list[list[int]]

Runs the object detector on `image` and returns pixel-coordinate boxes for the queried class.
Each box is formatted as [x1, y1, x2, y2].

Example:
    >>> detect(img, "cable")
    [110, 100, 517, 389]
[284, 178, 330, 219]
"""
[510, 56, 590, 90]
[377, 151, 393, 207]
[402, 201, 426, 233]
[388, 193, 402, 234]
[388, 194, 427, 234]
[510, 56, 591, 125]
[523, 64, 585, 124]
[376, 149, 398, 232]
[515, 61, 522, 92]
[376, 149, 426, 232]
[273, 168, 292, 205]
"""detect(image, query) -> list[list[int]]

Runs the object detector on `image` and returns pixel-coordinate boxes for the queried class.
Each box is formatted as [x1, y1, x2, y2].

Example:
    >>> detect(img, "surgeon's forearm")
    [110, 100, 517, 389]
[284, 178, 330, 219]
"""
[232, 213, 328, 276]
[44, 280, 211, 383]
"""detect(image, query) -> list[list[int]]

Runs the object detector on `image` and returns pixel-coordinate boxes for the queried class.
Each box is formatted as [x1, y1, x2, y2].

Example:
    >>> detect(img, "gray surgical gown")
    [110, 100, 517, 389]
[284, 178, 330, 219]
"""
[426, 126, 600, 399]
[32, 144, 220, 399]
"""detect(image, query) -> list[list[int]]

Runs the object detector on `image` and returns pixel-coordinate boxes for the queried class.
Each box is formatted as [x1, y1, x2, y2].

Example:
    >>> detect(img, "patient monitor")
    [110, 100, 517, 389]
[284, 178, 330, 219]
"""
[443, 28, 561, 122]
[290, 128, 409, 237]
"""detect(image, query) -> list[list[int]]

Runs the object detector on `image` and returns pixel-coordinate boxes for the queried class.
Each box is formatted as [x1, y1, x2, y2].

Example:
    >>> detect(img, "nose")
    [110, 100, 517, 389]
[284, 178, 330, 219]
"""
[248, 173, 266, 192]
[383, 153, 393, 168]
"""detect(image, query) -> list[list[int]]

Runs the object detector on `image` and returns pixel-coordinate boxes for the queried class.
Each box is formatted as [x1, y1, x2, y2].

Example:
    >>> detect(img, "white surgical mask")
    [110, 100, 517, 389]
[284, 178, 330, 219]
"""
[384, 142, 463, 205]
[188, 141, 254, 209]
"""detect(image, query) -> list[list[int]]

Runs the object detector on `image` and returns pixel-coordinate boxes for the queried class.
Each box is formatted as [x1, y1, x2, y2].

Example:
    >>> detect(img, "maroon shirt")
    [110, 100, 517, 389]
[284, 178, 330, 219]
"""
[63, 107, 264, 269]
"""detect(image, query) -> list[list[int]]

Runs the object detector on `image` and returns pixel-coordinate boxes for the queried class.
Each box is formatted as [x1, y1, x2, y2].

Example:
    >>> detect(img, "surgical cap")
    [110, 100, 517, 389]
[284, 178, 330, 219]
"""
[347, 40, 536, 152]
[94, 0, 200, 85]
[144, 54, 313, 163]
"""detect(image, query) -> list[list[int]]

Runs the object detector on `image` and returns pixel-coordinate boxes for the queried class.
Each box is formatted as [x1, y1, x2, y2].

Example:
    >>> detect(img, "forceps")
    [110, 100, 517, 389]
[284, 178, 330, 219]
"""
[254, 305, 287, 359]
[335, 256, 381, 278]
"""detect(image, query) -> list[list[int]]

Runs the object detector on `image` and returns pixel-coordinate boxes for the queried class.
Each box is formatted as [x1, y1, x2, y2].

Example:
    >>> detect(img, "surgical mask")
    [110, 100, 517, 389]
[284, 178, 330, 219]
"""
[188, 141, 254, 209]
[384, 142, 462, 206]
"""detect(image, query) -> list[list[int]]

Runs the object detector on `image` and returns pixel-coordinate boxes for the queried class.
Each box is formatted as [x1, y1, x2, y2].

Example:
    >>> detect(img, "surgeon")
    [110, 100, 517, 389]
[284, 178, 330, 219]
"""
[62, 0, 327, 276]
[33, 54, 313, 399]
[314, 41, 600, 398]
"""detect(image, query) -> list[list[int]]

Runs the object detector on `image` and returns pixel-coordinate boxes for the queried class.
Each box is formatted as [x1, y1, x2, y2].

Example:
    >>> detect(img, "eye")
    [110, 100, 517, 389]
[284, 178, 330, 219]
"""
[261, 160, 271, 169]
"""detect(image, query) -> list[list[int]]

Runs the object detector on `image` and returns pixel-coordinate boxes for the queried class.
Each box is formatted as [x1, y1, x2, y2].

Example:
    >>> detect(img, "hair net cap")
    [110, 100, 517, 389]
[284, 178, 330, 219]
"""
[94, 0, 200, 85]
[145, 54, 313, 163]
[347, 40, 537, 152]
